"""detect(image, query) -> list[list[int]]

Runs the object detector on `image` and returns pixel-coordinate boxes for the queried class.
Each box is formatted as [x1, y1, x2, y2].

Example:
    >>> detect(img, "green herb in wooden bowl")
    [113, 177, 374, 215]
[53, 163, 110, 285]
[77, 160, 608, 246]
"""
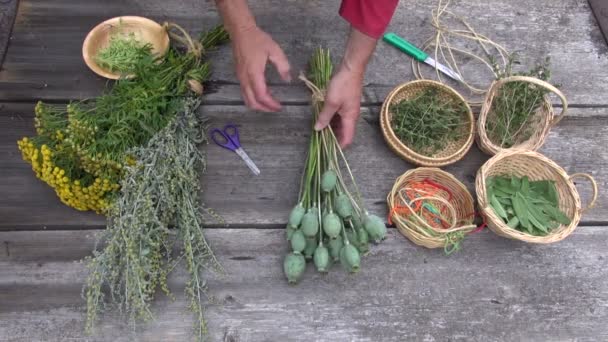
[94, 31, 153, 74]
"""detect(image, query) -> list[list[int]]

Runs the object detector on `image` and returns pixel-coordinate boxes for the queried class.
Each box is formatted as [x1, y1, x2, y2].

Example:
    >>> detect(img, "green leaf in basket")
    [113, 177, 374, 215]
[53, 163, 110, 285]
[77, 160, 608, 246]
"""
[521, 176, 530, 195]
[528, 212, 548, 234]
[490, 195, 508, 220]
[545, 205, 571, 225]
[497, 197, 512, 206]
[527, 202, 550, 227]
[511, 176, 521, 191]
[530, 180, 549, 195]
[547, 181, 559, 206]
[507, 216, 520, 229]
[513, 192, 530, 231]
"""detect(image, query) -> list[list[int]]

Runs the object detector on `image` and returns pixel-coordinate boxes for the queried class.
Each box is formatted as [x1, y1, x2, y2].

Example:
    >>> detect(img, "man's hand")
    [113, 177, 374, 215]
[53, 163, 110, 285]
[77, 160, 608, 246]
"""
[314, 66, 364, 148]
[313, 27, 378, 148]
[215, 0, 291, 112]
[231, 26, 291, 112]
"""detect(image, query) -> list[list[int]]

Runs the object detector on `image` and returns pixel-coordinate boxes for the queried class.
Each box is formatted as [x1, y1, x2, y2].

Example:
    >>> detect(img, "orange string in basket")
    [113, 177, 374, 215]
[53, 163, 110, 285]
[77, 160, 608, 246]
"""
[388, 180, 454, 227]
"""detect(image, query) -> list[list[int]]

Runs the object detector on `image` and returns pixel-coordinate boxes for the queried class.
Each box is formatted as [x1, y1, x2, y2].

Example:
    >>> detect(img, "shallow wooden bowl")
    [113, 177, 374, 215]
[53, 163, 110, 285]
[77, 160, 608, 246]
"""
[82, 16, 170, 79]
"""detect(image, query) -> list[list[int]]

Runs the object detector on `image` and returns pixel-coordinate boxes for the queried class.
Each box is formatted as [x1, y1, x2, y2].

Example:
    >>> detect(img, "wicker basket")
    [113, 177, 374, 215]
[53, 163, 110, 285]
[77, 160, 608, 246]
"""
[380, 80, 475, 167]
[387, 167, 477, 250]
[476, 150, 598, 243]
[477, 76, 568, 155]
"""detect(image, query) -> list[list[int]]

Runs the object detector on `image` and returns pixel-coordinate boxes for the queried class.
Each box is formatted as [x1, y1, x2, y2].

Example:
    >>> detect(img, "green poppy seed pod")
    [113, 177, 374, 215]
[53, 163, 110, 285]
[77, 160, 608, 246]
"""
[322, 212, 342, 239]
[303, 237, 318, 260]
[301, 212, 319, 237]
[339, 246, 351, 272]
[321, 170, 337, 192]
[328, 236, 343, 261]
[357, 228, 370, 254]
[345, 229, 359, 249]
[283, 252, 306, 284]
[343, 244, 360, 273]
[364, 214, 387, 243]
[351, 214, 363, 230]
[288, 203, 306, 228]
[285, 225, 296, 241]
[335, 194, 353, 219]
[290, 230, 306, 254]
[313, 245, 330, 272]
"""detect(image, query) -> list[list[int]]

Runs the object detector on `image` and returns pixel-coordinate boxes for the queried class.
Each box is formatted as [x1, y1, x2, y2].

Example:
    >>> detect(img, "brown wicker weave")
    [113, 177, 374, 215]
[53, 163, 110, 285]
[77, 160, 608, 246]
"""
[477, 76, 568, 155]
[387, 167, 477, 250]
[380, 80, 475, 167]
[476, 150, 598, 244]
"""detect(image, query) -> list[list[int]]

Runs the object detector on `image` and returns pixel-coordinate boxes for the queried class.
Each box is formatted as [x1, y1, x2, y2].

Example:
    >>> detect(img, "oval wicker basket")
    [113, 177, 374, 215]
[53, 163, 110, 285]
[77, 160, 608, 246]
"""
[477, 76, 568, 155]
[476, 150, 598, 244]
[82, 16, 170, 79]
[380, 80, 475, 167]
[387, 167, 477, 250]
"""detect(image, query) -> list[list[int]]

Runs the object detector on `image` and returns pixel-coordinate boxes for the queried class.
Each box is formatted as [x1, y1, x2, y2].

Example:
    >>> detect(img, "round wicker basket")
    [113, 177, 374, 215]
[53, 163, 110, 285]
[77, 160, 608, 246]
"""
[387, 167, 477, 250]
[476, 150, 598, 243]
[477, 76, 568, 155]
[380, 80, 475, 167]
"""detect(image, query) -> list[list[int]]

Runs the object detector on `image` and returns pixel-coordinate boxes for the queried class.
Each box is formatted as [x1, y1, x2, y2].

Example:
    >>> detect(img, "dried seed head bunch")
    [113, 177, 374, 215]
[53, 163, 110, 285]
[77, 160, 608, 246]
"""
[485, 56, 554, 148]
[17, 25, 229, 214]
[389, 87, 470, 156]
[283, 48, 387, 284]
[84, 98, 223, 341]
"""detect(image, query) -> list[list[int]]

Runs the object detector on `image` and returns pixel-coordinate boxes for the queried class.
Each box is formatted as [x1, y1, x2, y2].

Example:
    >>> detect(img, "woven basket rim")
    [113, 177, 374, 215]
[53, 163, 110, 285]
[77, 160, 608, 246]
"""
[475, 149, 587, 244]
[380, 80, 475, 167]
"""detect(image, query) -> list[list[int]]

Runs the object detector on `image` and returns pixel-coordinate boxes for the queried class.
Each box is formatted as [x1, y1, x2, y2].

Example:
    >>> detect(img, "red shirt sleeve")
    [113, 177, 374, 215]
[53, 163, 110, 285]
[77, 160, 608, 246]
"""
[339, 0, 399, 39]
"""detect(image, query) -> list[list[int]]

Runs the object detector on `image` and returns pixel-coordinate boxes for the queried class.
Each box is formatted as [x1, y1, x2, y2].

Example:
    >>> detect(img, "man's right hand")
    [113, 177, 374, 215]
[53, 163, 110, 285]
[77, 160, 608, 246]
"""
[230, 26, 292, 112]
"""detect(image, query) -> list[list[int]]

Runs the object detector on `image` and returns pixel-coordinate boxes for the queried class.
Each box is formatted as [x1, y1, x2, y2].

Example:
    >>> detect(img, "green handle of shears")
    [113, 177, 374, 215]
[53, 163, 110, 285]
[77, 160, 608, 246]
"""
[382, 32, 428, 62]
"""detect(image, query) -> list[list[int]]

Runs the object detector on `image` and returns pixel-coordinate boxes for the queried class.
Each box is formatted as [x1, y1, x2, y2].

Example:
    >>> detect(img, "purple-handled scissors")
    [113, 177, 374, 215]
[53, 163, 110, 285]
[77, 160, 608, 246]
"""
[210, 124, 260, 175]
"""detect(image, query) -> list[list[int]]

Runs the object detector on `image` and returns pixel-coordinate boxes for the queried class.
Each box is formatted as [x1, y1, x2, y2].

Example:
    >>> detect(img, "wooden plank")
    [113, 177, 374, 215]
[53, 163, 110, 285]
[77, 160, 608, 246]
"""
[1, 0, 607, 105]
[0, 0, 18, 68]
[1, 103, 606, 229]
[589, 0, 608, 45]
[1, 228, 607, 341]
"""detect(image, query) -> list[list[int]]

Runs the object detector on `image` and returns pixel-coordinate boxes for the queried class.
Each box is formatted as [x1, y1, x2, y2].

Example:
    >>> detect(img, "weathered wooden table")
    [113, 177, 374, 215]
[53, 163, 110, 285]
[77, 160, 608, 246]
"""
[1, 0, 607, 341]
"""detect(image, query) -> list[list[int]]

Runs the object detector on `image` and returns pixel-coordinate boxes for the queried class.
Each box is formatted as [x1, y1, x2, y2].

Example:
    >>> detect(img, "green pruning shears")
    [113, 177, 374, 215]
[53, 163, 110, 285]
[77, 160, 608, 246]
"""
[383, 32, 464, 82]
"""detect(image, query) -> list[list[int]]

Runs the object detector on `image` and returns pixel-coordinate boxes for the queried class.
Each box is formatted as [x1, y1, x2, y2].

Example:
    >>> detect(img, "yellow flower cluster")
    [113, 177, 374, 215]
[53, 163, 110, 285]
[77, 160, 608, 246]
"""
[17, 138, 119, 214]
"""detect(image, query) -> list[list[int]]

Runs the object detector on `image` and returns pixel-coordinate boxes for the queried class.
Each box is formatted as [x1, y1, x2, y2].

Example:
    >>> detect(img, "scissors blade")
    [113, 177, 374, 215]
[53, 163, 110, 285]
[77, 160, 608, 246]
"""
[424, 56, 464, 82]
[235, 148, 261, 176]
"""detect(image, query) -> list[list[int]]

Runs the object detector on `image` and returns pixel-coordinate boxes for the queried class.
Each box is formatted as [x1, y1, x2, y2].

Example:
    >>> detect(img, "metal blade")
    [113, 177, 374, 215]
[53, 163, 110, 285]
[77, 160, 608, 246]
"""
[235, 148, 261, 176]
[424, 57, 464, 82]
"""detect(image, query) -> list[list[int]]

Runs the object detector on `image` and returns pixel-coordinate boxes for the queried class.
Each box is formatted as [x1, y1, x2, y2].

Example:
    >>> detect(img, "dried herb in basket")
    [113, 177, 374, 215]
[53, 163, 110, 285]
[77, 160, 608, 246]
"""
[486, 175, 571, 236]
[485, 57, 554, 148]
[390, 88, 469, 156]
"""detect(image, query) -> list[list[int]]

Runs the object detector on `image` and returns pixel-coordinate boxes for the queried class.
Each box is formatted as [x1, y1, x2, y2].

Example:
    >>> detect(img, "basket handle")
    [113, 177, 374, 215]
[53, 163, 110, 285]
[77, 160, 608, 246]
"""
[493, 76, 568, 126]
[569, 173, 598, 213]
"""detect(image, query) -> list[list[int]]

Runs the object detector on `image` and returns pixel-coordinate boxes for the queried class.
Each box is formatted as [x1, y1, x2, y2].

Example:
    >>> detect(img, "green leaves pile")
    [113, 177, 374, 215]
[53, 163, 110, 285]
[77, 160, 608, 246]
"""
[487, 175, 571, 236]
[390, 88, 469, 156]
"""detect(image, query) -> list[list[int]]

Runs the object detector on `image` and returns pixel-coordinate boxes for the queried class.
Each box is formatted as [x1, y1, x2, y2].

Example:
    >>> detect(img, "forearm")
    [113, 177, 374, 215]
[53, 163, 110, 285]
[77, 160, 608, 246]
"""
[340, 27, 378, 74]
[214, 0, 257, 36]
